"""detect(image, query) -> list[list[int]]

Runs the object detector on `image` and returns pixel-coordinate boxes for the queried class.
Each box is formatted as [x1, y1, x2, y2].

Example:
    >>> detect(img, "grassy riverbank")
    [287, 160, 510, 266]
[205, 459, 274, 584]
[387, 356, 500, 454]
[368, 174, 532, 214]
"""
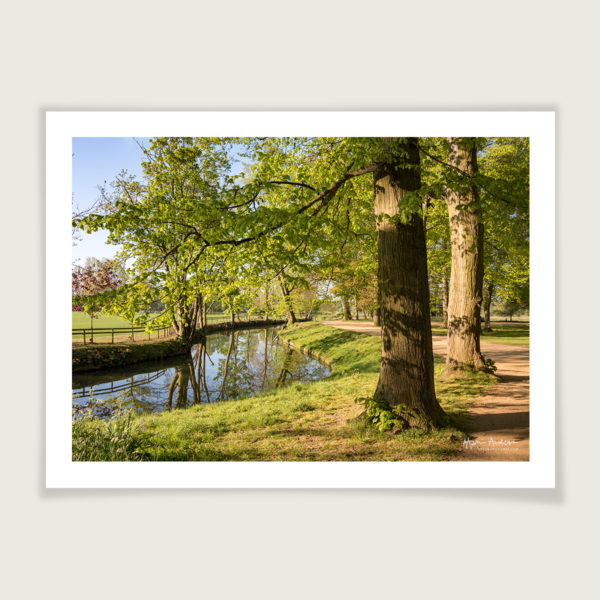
[73, 322, 497, 461]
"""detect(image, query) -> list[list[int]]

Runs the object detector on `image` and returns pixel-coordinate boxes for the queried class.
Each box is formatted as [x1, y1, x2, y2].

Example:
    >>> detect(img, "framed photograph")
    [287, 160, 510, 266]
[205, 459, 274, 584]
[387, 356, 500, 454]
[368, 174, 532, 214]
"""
[46, 111, 554, 488]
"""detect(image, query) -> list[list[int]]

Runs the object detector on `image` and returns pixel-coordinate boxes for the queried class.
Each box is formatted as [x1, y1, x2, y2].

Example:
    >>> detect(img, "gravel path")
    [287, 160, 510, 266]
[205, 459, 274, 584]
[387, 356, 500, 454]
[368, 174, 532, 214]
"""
[320, 320, 530, 461]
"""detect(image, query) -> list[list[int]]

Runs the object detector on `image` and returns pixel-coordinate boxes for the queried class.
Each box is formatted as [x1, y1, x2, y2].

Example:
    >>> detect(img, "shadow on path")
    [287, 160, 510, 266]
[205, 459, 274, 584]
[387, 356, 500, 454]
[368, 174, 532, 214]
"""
[321, 321, 530, 461]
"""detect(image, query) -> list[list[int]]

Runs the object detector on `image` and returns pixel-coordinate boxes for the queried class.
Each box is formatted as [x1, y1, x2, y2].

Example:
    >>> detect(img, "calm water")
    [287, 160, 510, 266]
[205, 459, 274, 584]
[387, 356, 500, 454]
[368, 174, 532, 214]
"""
[72, 327, 329, 417]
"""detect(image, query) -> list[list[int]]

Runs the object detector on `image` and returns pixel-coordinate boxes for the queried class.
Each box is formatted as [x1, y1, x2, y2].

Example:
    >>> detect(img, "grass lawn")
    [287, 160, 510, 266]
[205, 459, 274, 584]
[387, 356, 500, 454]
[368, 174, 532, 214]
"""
[72, 311, 238, 343]
[431, 324, 530, 347]
[73, 322, 498, 462]
[72, 312, 131, 329]
[315, 316, 529, 347]
[72, 311, 236, 329]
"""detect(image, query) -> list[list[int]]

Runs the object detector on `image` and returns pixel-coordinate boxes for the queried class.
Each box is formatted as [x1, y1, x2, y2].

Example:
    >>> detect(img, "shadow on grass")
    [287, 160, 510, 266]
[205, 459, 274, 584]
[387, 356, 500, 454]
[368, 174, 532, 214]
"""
[74, 323, 501, 462]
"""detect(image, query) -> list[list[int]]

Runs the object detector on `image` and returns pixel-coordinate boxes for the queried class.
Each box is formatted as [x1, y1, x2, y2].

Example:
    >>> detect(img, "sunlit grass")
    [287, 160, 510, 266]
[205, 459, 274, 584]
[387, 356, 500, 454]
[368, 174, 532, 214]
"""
[431, 324, 529, 347]
[72, 322, 498, 461]
[72, 312, 131, 329]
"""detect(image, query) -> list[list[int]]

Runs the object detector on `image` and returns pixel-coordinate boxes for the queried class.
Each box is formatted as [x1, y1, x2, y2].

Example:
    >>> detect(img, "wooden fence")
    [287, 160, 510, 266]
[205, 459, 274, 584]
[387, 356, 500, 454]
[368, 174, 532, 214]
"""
[72, 324, 175, 345]
[71, 312, 277, 345]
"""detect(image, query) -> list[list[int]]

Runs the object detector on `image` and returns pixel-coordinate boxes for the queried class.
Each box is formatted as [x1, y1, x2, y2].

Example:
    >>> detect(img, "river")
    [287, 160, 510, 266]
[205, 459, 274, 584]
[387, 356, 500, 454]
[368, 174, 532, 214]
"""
[72, 327, 329, 417]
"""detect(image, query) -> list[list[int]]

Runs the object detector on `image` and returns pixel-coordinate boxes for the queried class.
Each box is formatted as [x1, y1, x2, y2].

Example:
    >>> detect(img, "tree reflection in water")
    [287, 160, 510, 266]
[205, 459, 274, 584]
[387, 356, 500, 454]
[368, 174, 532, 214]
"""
[72, 327, 329, 416]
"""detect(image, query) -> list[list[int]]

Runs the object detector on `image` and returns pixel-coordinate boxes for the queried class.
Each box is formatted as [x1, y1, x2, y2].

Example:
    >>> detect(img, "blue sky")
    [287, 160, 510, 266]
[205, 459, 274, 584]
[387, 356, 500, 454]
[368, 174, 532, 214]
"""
[72, 137, 148, 263]
[71, 137, 246, 264]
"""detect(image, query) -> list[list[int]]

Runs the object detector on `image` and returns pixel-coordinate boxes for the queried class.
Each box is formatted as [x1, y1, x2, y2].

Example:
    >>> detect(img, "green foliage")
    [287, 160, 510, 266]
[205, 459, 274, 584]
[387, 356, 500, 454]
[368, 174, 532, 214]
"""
[355, 395, 407, 433]
[74, 137, 529, 329]
[72, 136, 529, 381]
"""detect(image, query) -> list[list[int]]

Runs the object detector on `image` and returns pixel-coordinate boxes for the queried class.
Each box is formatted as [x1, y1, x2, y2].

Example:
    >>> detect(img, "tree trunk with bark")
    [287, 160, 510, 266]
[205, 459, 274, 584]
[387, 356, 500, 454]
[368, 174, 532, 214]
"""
[264, 284, 269, 320]
[174, 295, 201, 349]
[445, 137, 486, 372]
[341, 297, 352, 320]
[196, 292, 204, 331]
[483, 283, 493, 332]
[373, 138, 444, 429]
[354, 296, 359, 320]
[279, 277, 297, 324]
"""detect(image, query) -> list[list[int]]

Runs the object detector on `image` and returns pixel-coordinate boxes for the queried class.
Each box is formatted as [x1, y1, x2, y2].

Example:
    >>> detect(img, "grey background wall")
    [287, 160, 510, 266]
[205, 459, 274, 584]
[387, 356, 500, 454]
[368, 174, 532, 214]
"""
[1, 1, 597, 598]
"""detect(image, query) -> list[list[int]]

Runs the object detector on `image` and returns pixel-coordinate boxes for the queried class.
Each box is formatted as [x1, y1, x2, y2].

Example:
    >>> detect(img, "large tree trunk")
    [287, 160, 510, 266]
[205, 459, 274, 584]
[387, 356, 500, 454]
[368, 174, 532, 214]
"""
[483, 283, 493, 332]
[373, 138, 444, 429]
[279, 277, 297, 324]
[445, 137, 486, 372]
[196, 292, 204, 331]
[264, 284, 269, 320]
[341, 297, 352, 320]
[261, 329, 269, 389]
[174, 298, 197, 349]
[306, 303, 314, 320]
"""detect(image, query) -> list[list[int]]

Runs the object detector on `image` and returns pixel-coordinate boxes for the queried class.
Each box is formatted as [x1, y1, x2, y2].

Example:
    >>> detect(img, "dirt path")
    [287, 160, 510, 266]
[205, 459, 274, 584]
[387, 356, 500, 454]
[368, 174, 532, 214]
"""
[320, 320, 529, 461]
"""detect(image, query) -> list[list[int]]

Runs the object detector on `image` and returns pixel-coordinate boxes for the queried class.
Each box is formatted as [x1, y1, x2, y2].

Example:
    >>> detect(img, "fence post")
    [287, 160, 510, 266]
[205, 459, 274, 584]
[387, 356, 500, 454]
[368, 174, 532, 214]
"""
[83, 330, 86, 345]
[111, 329, 114, 344]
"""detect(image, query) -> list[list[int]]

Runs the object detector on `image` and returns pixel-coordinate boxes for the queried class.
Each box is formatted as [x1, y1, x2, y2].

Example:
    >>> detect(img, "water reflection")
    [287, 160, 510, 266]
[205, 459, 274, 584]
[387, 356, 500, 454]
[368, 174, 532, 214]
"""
[73, 327, 329, 417]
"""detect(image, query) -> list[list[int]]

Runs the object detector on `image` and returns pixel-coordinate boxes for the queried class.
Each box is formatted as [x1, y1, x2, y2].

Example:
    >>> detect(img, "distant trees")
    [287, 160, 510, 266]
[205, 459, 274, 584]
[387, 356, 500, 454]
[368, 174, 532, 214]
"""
[425, 192, 450, 327]
[330, 259, 377, 321]
[479, 138, 530, 331]
[496, 300, 528, 321]
[72, 258, 121, 342]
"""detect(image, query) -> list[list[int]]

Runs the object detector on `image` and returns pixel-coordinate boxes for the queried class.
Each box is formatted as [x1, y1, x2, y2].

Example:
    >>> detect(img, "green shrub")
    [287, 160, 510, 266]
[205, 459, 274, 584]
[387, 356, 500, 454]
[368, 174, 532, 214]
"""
[72, 407, 155, 461]
[356, 395, 407, 433]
